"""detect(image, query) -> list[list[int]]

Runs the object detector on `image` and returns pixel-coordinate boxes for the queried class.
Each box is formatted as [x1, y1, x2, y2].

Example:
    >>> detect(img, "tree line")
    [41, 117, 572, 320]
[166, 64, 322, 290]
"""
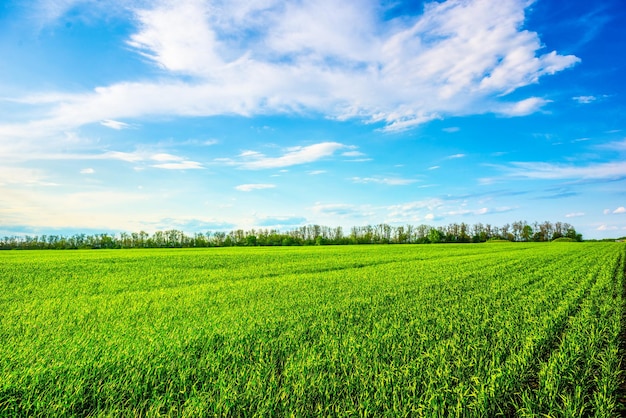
[0, 220, 582, 250]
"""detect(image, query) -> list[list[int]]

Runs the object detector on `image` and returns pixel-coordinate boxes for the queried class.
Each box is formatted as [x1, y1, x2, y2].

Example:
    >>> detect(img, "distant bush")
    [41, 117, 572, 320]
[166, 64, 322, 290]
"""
[552, 237, 576, 242]
[485, 239, 512, 243]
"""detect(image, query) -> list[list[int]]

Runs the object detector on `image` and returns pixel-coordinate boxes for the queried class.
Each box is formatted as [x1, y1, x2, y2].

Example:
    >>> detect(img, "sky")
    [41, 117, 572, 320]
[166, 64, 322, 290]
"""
[1, 0, 625, 239]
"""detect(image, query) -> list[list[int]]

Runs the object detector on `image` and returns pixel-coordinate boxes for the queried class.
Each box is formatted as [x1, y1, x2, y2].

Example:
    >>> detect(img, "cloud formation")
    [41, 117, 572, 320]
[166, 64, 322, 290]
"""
[235, 183, 276, 192]
[228, 142, 348, 169]
[505, 161, 626, 180]
[573, 95, 596, 104]
[2, 0, 580, 138]
[100, 119, 131, 130]
[351, 176, 418, 186]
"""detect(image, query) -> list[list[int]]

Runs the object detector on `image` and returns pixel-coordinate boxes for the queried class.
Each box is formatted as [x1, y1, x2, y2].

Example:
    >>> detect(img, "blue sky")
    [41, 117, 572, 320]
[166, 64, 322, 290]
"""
[1, 0, 625, 239]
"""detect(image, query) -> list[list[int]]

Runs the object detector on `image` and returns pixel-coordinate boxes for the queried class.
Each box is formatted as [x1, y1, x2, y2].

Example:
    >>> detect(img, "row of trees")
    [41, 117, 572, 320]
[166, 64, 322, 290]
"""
[0, 221, 582, 250]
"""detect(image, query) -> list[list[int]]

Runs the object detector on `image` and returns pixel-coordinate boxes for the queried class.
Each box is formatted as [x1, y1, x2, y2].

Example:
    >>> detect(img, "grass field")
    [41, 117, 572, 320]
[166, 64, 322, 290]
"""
[1, 243, 624, 416]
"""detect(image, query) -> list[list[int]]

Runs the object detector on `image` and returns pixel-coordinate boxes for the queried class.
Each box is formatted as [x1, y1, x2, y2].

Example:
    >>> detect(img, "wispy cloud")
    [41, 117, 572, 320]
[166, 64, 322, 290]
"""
[151, 161, 204, 170]
[235, 183, 276, 192]
[598, 139, 626, 151]
[311, 203, 372, 218]
[342, 151, 366, 157]
[504, 161, 626, 180]
[80, 168, 95, 174]
[100, 119, 132, 130]
[445, 153, 466, 160]
[1, 0, 580, 137]
[255, 216, 307, 227]
[0, 166, 56, 186]
[351, 176, 418, 186]
[228, 142, 348, 169]
[386, 199, 445, 221]
[597, 224, 620, 231]
[572, 95, 596, 104]
[566, 212, 585, 218]
[498, 97, 551, 116]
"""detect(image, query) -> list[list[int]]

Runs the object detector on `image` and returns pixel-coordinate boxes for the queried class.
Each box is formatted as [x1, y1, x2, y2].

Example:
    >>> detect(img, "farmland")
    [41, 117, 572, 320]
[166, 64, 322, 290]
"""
[0, 243, 624, 416]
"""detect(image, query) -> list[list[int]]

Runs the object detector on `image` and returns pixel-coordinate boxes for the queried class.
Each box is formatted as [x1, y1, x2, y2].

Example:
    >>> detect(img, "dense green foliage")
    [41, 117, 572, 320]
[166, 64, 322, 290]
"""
[1, 220, 581, 249]
[0, 243, 622, 416]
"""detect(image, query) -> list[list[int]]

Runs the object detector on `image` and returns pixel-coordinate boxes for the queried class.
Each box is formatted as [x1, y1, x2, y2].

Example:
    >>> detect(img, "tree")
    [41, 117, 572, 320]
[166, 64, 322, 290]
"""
[522, 225, 533, 242]
[428, 228, 443, 243]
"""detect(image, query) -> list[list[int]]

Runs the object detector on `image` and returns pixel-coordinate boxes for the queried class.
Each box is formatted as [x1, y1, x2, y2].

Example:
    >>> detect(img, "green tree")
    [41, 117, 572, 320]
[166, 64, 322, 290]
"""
[428, 228, 443, 243]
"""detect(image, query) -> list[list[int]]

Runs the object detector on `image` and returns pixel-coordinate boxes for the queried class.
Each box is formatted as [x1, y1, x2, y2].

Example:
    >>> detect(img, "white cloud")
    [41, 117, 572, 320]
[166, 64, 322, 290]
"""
[311, 202, 376, 219]
[445, 153, 466, 160]
[351, 176, 418, 186]
[2, 149, 206, 170]
[446, 207, 489, 216]
[504, 161, 626, 180]
[1, 0, 580, 137]
[386, 199, 445, 221]
[100, 119, 131, 130]
[565, 212, 585, 218]
[573, 95, 596, 104]
[597, 224, 619, 231]
[498, 97, 551, 116]
[308, 170, 327, 175]
[151, 161, 204, 170]
[230, 142, 347, 169]
[0, 166, 55, 186]
[150, 153, 184, 162]
[235, 183, 276, 192]
[342, 151, 366, 157]
[614, 207, 626, 214]
[443, 127, 460, 133]
[598, 139, 626, 151]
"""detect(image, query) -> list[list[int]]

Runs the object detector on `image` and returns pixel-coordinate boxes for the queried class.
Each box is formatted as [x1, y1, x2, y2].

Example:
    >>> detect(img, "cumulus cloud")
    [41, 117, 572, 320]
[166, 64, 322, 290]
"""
[614, 207, 626, 214]
[2, 0, 580, 138]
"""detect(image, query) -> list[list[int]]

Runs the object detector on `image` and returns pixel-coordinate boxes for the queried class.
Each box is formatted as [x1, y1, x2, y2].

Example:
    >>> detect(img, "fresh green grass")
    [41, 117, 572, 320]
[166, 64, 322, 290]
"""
[0, 243, 624, 416]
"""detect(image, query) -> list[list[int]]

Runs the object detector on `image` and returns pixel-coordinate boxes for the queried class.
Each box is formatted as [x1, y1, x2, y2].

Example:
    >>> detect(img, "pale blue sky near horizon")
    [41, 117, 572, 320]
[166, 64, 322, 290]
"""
[1, 0, 625, 239]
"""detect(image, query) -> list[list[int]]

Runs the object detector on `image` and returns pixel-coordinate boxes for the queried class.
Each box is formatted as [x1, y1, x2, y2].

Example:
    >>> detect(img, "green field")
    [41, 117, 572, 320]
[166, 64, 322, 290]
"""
[1, 243, 624, 416]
